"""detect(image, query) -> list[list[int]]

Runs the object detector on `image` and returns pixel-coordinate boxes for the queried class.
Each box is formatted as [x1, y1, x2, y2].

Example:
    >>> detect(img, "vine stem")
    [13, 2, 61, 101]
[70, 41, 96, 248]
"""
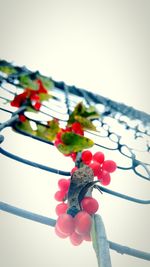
[1, 202, 150, 261]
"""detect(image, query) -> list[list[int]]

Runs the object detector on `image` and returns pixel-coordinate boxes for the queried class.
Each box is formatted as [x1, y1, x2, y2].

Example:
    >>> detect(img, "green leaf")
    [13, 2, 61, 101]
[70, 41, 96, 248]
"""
[26, 106, 38, 113]
[74, 115, 96, 131]
[36, 119, 60, 141]
[37, 75, 54, 90]
[0, 65, 16, 75]
[39, 93, 51, 102]
[15, 119, 35, 135]
[19, 75, 38, 90]
[68, 102, 100, 129]
[57, 132, 94, 154]
[82, 105, 100, 120]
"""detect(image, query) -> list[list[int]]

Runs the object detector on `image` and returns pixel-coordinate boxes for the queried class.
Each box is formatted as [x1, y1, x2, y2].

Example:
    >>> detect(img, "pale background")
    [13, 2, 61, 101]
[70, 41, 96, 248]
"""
[0, 0, 150, 267]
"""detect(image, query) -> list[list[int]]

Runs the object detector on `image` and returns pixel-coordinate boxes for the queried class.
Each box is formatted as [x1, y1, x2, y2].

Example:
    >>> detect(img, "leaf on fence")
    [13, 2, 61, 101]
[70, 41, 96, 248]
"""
[74, 115, 96, 131]
[68, 102, 99, 130]
[39, 93, 51, 101]
[15, 119, 36, 135]
[0, 62, 16, 75]
[36, 119, 60, 141]
[37, 75, 54, 90]
[57, 132, 94, 153]
[19, 75, 38, 90]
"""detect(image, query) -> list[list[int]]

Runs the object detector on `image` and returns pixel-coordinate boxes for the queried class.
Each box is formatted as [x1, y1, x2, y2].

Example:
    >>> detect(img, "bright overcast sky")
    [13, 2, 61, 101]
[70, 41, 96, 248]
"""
[0, 1, 150, 267]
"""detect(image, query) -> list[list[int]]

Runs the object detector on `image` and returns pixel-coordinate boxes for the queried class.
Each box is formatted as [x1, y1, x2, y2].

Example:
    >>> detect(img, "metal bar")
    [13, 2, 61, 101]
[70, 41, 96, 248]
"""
[97, 186, 150, 204]
[0, 202, 56, 227]
[1, 202, 150, 261]
[0, 147, 70, 176]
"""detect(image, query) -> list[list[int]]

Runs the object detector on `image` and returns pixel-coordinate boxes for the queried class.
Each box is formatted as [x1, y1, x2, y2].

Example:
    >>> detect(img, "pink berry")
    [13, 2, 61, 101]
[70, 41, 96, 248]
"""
[55, 202, 68, 216]
[102, 160, 117, 173]
[82, 232, 91, 241]
[74, 211, 92, 235]
[69, 232, 83, 246]
[89, 162, 101, 177]
[71, 152, 77, 162]
[58, 179, 70, 192]
[54, 190, 66, 201]
[56, 214, 74, 235]
[71, 166, 78, 175]
[81, 150, 92, 164]
[81, 197, 99, 214]
[55, 225, 68, 238]
[93, 151, 105, 164]
[98, 170, 111, 185]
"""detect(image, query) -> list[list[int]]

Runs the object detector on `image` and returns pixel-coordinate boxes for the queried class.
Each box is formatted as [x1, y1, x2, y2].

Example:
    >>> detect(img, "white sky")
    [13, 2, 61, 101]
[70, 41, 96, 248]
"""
[0, 1, 150, 267]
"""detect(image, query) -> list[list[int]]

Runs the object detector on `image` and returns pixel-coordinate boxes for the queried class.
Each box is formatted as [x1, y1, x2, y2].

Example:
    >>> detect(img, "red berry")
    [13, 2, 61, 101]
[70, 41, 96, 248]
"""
[34, 102, 41, 110]
[19, 114, 26, 122]
[37, 79, 48, 94]
[93, 152, 105, 164]
[58, 179, 70, 192]
[55, 202, 68, 216]
[55, 225, 68, 238]
[89, 162, 101, 177]
[102, 160, 117, 173]
[54, 190, 66, 201]
[30, 93, 40, 102]
[71, 166, 78, 175]
[81, 197, 99, 214]
[74, 211, 92, 235]
[98, 170, 111, 185]
[56, 214, 74, 235]
[81, 150, 92, 164]
[70, 232, 83, 246]
[82, 232, 91, 241]
[71, 122, 84, 136]
[10, 91, 27, 107]
[71, 152, 77, 162]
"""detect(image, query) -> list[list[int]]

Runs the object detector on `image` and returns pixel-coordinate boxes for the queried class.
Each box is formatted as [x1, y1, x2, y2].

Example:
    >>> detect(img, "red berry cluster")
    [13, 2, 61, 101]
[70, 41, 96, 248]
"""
[11, 79, 48, 110]
[55, 211, 92, 245]
[70, 151, 117, 186]
[54, 178, 70, 214]
[54, 178, 100, 245]
[71, 150, 117, 186]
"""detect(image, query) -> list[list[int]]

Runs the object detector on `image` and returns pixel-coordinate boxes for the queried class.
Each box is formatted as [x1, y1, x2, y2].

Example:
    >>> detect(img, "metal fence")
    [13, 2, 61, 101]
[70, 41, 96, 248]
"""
[0, 61, 150, 266]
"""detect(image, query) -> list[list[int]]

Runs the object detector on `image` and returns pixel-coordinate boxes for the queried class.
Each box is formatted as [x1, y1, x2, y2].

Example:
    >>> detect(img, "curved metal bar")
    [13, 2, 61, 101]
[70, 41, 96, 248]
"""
[97, 186, 150, 203]
[0, 147, 70, 176]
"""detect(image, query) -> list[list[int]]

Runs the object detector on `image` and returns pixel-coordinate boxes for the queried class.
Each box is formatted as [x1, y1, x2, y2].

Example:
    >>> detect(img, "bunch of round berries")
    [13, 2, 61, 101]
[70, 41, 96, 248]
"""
[54, 178, 99, 245]
[54, 178, 70, 215]
[71, 150, 117, 186]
